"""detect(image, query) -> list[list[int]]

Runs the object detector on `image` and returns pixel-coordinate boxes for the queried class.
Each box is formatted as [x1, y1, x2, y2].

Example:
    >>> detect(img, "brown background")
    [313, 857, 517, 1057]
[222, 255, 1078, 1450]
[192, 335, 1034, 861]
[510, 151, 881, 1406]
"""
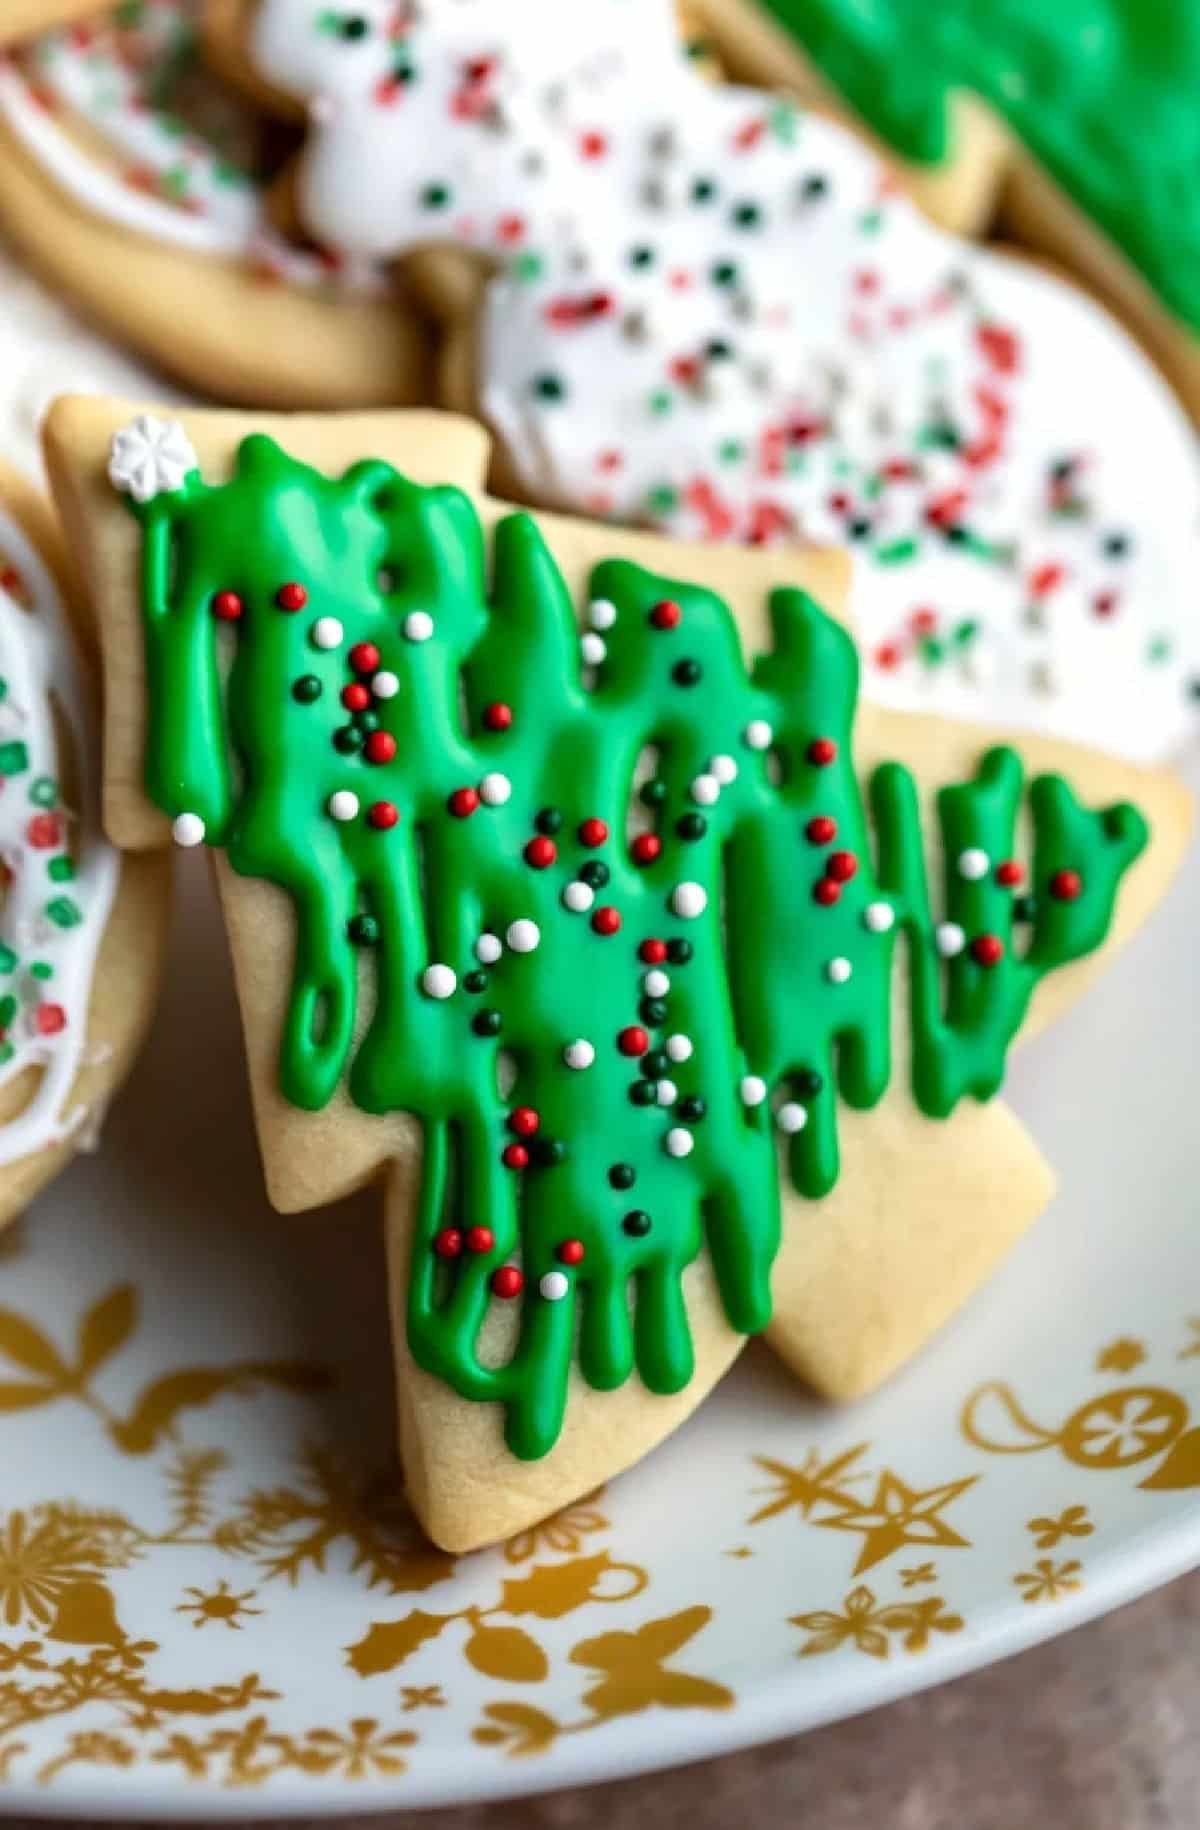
[14, 1565, 1197, 1830]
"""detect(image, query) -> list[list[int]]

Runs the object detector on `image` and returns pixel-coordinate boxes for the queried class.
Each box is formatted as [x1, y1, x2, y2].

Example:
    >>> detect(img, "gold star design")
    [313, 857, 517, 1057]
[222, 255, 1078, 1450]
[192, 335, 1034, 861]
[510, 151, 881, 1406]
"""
[747, 1444, 871, 1524]
[1096, 1337, 1146, 1374]
[815, 1471, 979, 1574]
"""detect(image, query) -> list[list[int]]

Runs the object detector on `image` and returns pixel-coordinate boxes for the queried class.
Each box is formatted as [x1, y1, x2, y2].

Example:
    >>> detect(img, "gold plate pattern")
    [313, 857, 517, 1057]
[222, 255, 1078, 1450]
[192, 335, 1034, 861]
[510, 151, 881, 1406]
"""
[1, 767, 1199, 1818]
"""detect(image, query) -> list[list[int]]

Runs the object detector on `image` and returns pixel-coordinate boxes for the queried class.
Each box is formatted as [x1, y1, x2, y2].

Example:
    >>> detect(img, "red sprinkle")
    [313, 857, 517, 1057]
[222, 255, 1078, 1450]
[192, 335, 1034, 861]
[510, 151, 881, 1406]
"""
[367, 801, 399, 831]
[1050, 868, 1083, 902]
[509, 1107, 541, 1138]
[579, 818, 609, 848]
[501, 1143, 529, 1171]
[971, 934, 1005, 968]
[618, 1025, 650, 1057]
[433, 1228, 463, 1259]
[364, 731, 397, 764]
[341, 683, 371, 712]
[349, 641, 381, 674]
[996, 860, 1024, 888]
[490, 1265, 525, 1299]
[557, 1239, 586, 1265]
[483, 702, 513, 731]
[591, 906, 621, 936]
[35, 1004, 66, 1036]
[524, 836, 557, 870]
[448, 787, 480, 818]
[26, 813, 61, 850]
[805, 815, 837, 846]
[212, 590, 243, 622]
[639, 938, 668, 964]
[807, 737, 837, 767]
[631, 833, 662, 866]
[813, 879, 841, 907]
[275, 582, 308, 612]
[826, 850, 858, 883]
[649, 599, 683, 630]
[465, 1225, 495, 1255]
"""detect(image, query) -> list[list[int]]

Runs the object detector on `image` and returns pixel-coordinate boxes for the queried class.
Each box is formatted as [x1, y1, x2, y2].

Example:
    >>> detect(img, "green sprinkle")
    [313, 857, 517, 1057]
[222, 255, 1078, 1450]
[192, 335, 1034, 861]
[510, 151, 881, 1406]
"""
[0, 743, 29, 777]
[29, 777, 57, 808]
[718, 439, 744, 465]
[45, 897, 82, 931]
[647, 390, 674, 418]
[875, 538, 918, 565]
[510, 252, 544, 283]
[954, 619, 980, 647]
[0, 946, 15, 975]
[646, 483, 679, 515]
[47, 858, 75, 883]
[29, 963, 52, 982]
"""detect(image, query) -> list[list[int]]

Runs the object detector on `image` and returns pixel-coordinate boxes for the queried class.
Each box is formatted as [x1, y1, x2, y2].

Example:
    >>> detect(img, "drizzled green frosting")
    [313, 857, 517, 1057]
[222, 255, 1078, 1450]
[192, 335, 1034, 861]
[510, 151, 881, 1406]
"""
[125, 435, 1146, 1457]
[757, 0, 1200, 332]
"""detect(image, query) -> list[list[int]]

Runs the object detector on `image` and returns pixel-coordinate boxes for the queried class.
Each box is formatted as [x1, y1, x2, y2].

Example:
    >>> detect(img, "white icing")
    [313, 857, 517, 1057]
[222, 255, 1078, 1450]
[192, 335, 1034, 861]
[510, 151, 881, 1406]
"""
[245, 0, 1200, 762]
[0, 8, 383, 292]
[0, 504, 119, 1166]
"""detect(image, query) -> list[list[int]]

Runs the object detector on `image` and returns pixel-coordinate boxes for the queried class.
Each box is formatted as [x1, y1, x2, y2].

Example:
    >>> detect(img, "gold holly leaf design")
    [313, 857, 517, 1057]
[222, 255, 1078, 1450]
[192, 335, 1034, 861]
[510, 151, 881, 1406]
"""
[344, 1608, 449, 1677]
[472, 1702, 561, 1758]
[1138, 1427, 1200, 1491]
[790, 1585, 964, 1659]
[76, 1287, 138, 1380]
[498, 1552, 647, 1621]
[464, 1622, 549, 1683]
[568, 1606, 733, 1719]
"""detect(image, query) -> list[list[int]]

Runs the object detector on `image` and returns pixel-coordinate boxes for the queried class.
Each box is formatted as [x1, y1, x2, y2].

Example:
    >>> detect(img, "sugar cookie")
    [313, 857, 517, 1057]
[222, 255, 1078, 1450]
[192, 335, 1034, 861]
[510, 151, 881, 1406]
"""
[203, 0, 1200, 764]
[44, 399, 1189, 1550]
[0, 1, 432, 407]
[0, 457, 169, 1225]
[694, 0, 1200, 425]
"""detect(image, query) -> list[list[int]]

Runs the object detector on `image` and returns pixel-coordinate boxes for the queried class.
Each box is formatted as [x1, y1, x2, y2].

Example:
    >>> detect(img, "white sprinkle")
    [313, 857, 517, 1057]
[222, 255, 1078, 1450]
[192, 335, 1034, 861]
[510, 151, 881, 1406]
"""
[310, 616, 343, 650]
[327, 790, 359, 823]
[656, 1078, 679, 1106]
[709, 754, 738, 785]
[172, 811, 205, 849]
[581, 632, 607, 666]
[539, 1270, 570, 1302]
[665, 1127, 694, 1158]
[475, 933, 502, 965]
[740, 1075, 768, 1107]
[563, 881, 595, 913]
[564, 1039, 595, 1070]
[665, 1034, 693, 1063]
[643, 969, 671, 998]
[937, 922, 966, 958]
[864, 901, 895, 933]
[589, 597, 618, 631]
[479, 772, 512, 806]
[671, 881, 707, 919]
[372, 670, 400, 699]
[776, 1101, 808, 1134]
[958, 847, 990, 881]
[422, 964, 457, 1000]
[826, 957, 853, 984]
[744, 719, 773, 751]
[506, 919, 540, 954]
[404, 611, 434, 643]
[690, 773, 720, 806]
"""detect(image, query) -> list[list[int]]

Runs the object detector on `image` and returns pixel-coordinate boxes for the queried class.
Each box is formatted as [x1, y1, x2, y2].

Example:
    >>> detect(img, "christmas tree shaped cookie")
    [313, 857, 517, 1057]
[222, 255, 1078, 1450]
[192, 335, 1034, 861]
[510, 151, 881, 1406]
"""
[45, 401, 1190, 1550]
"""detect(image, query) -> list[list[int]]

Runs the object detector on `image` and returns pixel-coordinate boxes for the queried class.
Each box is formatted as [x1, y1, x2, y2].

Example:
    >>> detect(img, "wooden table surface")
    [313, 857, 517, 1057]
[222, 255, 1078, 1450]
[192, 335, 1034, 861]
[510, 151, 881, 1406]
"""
[15, 1563, 1196, 1830]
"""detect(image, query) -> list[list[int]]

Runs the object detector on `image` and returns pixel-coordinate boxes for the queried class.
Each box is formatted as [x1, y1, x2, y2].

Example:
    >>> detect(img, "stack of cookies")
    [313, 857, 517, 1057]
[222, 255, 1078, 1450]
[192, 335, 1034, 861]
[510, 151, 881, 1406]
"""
[0, 0, 1196, 1552]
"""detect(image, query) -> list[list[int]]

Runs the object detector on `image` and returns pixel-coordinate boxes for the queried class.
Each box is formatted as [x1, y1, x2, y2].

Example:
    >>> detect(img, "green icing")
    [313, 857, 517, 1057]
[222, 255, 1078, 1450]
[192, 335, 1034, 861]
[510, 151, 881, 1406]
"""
[756, 0, 1200, 332]
[125, 436, 1147, 1458]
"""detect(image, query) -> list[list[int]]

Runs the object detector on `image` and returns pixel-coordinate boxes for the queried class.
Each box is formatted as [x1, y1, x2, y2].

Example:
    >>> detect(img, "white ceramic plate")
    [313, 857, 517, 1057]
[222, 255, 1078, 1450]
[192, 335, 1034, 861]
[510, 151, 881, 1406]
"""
[0, 243, 1198, 1822]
